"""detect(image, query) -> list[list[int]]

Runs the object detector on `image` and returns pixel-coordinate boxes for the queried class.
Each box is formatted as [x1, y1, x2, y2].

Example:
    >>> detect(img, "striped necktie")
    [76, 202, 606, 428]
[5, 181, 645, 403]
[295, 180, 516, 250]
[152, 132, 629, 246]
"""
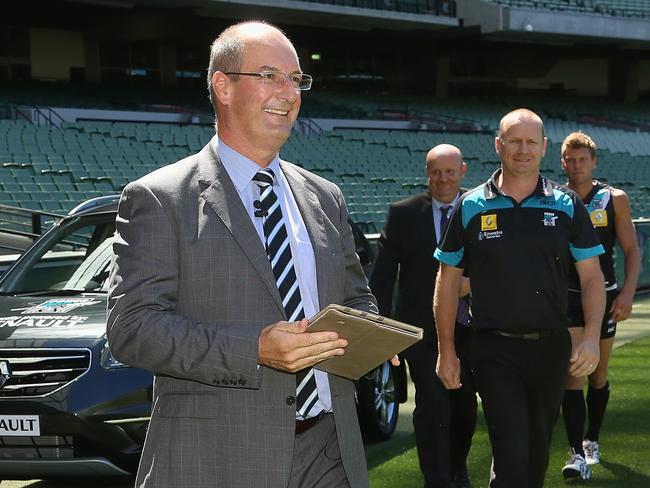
[253, 168, 319, 418]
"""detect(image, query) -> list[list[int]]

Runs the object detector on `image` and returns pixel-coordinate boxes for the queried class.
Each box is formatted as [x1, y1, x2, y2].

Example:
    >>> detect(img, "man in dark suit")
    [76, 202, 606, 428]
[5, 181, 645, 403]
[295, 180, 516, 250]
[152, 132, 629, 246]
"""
[107, 21, 380, 488]
[369, 144, 477, 488]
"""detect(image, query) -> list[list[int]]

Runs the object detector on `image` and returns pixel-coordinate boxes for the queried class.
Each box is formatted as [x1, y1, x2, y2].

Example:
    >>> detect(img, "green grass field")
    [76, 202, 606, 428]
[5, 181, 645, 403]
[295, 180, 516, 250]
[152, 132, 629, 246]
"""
[367, 297, 650, 487]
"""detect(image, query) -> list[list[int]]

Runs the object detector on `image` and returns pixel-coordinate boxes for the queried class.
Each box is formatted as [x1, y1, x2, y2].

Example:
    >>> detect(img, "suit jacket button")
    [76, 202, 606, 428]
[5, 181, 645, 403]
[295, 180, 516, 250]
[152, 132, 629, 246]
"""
[286, 396, 295, 406]
[238, 379, 246, 385]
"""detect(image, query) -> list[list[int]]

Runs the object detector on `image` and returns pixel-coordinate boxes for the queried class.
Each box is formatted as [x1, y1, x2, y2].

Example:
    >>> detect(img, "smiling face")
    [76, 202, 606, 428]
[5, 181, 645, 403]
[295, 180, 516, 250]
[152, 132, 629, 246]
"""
[562, 146, 597, 186]
[212, 25, 302, 165]
[426, 145, 466, 203]
[495, 113, 547, 179]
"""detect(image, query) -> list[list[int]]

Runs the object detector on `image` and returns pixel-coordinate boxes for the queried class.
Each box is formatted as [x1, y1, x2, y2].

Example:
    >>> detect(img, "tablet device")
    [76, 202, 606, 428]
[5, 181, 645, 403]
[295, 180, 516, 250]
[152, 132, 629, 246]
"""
[307, 304, 423, 380]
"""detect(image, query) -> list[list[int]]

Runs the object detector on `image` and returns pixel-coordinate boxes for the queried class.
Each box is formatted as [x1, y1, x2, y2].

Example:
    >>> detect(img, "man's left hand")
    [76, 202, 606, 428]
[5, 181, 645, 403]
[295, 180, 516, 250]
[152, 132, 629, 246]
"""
[610, 291, 633, 322]
[569, 336, 600, 377]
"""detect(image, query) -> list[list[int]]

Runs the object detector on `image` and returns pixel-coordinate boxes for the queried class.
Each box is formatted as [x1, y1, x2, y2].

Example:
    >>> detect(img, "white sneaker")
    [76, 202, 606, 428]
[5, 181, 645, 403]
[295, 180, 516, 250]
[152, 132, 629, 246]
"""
[583, 439, 601, 465]
[562, 452, 591, 480]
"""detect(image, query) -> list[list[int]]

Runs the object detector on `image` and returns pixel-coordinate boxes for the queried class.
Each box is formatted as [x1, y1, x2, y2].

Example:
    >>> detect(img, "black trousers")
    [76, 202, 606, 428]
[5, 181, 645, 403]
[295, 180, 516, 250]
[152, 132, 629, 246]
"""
[450, 324, 477, 475]
[405, 323, 477, 488]
[470, 328, 571, 488]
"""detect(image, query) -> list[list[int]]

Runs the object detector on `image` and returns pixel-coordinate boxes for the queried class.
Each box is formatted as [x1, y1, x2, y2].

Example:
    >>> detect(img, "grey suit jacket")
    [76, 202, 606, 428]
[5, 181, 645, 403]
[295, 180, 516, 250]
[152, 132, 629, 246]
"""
[106, 136, 375, 488]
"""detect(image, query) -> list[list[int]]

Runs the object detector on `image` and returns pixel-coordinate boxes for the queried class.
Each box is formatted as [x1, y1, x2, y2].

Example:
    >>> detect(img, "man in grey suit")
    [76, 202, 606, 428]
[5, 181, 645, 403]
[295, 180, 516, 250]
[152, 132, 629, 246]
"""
[107, 21, 378, 488]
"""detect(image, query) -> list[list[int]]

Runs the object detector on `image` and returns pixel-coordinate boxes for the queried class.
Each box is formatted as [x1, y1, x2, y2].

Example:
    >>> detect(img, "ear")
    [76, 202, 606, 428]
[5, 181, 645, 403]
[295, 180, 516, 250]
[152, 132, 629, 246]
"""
[460, 161, 468, 178]
[561, 158, 567, 172]
[212, 71, 231, 107]
[541, 137, 548, 157]
[494, 137, 501, 155]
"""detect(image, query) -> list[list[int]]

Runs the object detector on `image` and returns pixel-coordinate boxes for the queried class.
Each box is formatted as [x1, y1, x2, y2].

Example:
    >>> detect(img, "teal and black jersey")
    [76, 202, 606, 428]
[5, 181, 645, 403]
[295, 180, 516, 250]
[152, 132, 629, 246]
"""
[568, 180, 617, 290]
[434, 169, 604, 331]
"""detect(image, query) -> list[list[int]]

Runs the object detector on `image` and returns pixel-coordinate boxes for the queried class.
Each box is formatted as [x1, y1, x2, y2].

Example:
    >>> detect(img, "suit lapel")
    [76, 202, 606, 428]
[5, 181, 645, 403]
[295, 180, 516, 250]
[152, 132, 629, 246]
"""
[418, 193, 437, 246]
[197, 138, 285, 314]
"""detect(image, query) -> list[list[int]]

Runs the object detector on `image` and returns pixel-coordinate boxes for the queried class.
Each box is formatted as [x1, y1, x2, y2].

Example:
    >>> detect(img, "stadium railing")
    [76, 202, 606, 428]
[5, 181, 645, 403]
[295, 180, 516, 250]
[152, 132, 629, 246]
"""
[1, 202, 649, 291]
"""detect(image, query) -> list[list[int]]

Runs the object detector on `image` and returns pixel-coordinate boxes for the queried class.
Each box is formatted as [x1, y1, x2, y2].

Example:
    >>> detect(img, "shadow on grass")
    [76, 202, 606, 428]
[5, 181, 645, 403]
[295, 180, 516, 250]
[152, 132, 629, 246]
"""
[365, 430, 416, 470]
[596, 460, 650, 487]
[367, 335, 650, 487]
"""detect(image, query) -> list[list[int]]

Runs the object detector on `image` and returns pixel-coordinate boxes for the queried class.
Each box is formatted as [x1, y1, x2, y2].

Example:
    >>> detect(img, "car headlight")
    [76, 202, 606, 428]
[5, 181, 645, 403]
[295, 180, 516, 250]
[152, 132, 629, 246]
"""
[100, 342, 131, 370]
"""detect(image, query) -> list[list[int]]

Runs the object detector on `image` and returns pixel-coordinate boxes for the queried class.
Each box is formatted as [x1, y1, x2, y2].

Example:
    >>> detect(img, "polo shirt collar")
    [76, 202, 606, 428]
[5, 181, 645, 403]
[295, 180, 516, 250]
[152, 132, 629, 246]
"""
[484, 168, 553, 200]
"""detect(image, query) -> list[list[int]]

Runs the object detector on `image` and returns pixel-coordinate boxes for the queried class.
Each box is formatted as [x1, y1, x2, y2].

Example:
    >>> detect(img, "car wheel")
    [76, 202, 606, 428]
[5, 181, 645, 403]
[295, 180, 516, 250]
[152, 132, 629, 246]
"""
[356, 360, 399, 442]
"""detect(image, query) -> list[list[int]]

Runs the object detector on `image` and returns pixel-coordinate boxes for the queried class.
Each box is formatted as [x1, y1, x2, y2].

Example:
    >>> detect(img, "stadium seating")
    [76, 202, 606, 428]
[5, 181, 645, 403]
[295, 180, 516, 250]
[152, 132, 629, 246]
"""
[484, 0, 650, 18]
[2, 98, 650, 233]
[299, 0, 457, 16]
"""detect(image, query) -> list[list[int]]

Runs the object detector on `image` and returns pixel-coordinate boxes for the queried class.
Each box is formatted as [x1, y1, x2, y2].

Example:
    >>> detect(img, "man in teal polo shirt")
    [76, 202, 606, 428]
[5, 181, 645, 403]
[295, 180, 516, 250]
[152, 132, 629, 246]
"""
[433, 109, 605, 488]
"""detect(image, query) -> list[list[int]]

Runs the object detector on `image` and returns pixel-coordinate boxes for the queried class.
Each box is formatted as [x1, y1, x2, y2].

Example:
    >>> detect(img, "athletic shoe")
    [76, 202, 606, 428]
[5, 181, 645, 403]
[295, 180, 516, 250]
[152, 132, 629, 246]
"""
[562, 452, 591, 480]
[583, 439, 601, 465]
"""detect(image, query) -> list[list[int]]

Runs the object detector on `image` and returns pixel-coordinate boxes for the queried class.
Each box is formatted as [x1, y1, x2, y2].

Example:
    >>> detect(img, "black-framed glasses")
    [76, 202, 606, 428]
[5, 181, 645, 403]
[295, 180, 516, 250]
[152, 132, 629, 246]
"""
[224, 70, 313, 91]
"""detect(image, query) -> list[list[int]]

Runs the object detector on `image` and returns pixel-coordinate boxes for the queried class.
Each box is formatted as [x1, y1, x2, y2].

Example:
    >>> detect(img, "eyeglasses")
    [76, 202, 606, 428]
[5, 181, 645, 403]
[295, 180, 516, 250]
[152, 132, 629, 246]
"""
[224, 70, 313, 91]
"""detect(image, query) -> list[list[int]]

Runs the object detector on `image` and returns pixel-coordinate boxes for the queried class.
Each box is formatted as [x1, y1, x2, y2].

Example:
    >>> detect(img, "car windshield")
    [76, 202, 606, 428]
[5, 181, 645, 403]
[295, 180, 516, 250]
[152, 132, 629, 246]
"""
[2, 218, 116, 295]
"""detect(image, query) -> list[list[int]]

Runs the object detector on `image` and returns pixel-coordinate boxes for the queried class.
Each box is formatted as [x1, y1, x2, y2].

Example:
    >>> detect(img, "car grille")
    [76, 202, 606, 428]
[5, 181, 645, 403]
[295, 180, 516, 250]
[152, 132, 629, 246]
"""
[0, 348, 91, 397]
[0, 435, 74, 459]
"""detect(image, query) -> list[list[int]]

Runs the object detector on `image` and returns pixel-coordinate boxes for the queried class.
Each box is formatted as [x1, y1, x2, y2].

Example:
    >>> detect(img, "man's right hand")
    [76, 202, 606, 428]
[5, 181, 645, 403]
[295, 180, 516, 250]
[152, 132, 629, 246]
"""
[436, 351, 461, 390]
[258, 318, 348, 372]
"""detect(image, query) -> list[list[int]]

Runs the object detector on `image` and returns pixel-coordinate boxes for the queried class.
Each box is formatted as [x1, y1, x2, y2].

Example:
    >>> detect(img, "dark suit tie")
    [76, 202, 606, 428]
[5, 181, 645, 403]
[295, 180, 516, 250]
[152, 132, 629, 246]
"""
[253, 169, 319, 418]
[439, 205, 452, 244]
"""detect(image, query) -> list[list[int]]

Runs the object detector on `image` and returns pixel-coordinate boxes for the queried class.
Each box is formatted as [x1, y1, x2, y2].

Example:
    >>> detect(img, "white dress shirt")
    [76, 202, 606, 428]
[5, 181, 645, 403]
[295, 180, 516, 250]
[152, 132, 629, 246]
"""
[216, 139, 332, 418]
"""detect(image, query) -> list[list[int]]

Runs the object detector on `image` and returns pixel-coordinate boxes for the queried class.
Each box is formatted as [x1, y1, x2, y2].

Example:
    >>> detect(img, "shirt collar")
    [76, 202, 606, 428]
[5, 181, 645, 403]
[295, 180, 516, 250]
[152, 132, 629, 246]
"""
[431, 192, 460, 210]
[484, 168, 553, 200]
[215, 138, 281, 192]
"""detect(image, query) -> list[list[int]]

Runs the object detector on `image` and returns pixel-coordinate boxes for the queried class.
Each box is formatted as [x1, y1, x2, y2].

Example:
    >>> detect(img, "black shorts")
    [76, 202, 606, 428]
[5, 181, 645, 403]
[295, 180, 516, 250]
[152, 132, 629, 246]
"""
[567, 289, 618, 339]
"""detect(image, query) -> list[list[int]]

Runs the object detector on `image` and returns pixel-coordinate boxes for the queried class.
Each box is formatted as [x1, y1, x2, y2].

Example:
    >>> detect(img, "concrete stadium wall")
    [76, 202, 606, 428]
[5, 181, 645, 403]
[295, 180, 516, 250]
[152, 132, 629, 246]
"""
[507, 9, 650, 42]
[30, 29, 84, 82]
[516, 58, 608, 96]
[460, 0, 650, 42]
[639, 61, 650, 93]
[457, 0, 504, 32]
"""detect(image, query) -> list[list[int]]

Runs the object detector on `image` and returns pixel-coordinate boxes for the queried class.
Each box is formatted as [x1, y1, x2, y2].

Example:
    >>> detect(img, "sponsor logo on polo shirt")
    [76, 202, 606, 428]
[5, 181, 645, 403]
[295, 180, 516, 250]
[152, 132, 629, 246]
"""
[543, 212, 558, 227]
[478, 230, 503, 240]
[481, 214, 497, 231]
[590, 209, 608, 227]
[538, 199, 556, 206]
[590, 197, 606, 210]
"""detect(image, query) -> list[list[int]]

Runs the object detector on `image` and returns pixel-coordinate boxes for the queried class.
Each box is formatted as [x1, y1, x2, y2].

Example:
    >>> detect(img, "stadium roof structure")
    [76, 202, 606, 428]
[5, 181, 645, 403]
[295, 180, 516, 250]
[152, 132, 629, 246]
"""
[459, 0, 650, 45]
[65, 0, 459, 31]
